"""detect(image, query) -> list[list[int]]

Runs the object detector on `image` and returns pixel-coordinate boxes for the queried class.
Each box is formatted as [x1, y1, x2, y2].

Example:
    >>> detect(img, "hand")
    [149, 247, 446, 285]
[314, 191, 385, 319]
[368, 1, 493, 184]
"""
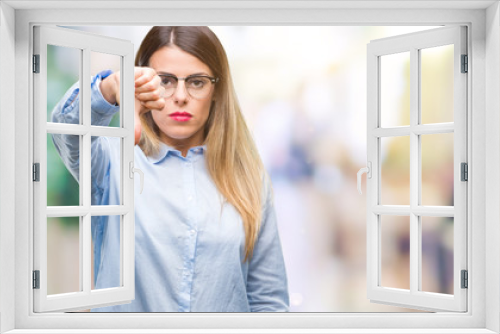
[133, 67, 166, 145]
[100, 67, 166, 145]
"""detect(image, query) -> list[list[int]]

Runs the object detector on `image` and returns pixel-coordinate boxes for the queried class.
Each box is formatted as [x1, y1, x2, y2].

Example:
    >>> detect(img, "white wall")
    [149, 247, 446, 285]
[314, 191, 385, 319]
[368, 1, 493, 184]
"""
[0, 1, 16, 333]
[0, 3, 494, 332]
[486, 2, 500, 333]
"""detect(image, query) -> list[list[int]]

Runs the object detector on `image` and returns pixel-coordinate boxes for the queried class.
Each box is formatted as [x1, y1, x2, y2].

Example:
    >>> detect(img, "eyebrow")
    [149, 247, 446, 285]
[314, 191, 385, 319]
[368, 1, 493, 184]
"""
[157, 71, 210, 77]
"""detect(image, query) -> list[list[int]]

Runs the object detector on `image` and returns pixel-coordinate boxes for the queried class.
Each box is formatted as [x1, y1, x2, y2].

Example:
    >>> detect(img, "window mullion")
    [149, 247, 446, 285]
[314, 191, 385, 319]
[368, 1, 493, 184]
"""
[81, 48, 92, 295]
[413, 123, 454, 135]
[412, 206, 455, 217]
[410, 47, 420, 295]
[46, 123, 130, 138]
[372, 205, 411, 215]
[77, 48, 85, 296]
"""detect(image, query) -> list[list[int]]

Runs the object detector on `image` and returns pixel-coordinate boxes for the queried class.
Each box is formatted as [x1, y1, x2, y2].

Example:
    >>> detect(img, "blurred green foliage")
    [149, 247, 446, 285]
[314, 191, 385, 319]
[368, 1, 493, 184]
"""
[47, 44, 80, 217]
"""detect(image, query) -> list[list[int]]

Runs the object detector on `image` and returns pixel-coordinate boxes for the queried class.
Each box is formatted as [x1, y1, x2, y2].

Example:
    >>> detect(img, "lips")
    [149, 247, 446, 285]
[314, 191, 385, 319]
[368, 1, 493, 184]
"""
[169, 111, 192, 122]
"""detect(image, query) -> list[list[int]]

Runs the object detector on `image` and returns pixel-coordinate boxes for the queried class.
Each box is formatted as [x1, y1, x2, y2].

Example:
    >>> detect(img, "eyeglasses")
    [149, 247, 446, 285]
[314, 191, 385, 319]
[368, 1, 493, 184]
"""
[158, 74, 219, 100]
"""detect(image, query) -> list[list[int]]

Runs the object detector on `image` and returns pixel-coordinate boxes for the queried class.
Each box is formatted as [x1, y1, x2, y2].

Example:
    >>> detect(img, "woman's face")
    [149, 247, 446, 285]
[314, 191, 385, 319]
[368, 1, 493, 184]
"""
[148, 45, 215, 151]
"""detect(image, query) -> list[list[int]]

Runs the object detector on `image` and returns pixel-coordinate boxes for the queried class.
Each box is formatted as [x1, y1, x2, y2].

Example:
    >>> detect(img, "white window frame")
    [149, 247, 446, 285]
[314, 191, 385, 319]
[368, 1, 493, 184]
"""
[32, 25, 136, 313]
[1, 1, 499, 333]
[366, 26, 468, 312]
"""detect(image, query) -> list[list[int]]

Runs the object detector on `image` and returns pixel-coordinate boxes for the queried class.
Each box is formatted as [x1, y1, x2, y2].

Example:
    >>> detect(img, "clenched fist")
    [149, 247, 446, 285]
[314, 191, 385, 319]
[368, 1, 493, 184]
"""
[100, 67, 166, 145]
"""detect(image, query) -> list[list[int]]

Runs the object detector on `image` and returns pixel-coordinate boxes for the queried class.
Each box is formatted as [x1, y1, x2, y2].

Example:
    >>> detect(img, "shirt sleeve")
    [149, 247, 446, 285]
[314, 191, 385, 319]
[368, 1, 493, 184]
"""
[246, 175, 290, 312]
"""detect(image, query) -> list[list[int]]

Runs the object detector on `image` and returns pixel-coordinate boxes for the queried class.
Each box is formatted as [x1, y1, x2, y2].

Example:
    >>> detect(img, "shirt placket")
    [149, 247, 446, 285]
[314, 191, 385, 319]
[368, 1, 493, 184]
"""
[178, 156, 197, 312]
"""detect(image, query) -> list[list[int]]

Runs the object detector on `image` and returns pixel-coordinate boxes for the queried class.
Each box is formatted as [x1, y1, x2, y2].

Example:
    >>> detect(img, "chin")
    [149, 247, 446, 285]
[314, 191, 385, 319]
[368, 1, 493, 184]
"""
[163, 131, 196, 141]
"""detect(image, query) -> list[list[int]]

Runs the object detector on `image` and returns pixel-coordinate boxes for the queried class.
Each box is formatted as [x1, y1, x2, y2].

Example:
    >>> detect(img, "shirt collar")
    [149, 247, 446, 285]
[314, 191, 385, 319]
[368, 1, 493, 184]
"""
[147, 142, 207, 164]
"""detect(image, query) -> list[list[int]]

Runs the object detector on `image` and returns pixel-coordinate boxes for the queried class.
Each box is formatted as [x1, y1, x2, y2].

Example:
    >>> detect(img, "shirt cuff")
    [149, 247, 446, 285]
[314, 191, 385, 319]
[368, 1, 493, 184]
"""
[92, 69, 121, 116]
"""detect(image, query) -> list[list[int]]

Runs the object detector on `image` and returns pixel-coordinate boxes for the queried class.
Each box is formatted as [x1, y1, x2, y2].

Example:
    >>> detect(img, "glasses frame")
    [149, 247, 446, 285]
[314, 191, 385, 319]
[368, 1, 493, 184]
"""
[158, 74, 219, 100]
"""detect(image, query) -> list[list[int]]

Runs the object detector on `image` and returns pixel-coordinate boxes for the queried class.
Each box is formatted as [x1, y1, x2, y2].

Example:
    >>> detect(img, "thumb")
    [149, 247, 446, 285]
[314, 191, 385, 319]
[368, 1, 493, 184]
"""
[134, 67, 144, 80]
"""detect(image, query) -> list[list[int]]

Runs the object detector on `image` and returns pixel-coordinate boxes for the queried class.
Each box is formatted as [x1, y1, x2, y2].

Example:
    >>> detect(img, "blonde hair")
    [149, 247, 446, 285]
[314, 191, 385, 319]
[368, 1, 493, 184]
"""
[136, 26, 265, 262]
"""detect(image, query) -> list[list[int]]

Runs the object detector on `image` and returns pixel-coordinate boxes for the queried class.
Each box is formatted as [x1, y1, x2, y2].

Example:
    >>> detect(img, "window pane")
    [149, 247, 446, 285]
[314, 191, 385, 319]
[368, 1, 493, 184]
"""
[47, 44, 80, 124]
[380, 215, 410, 290]
[381, 136, 410, 205]
[91, 51, 121, 127]
[421, 45, 454, 124]
[47, 216, 80, 295]
[92, 215, 121, 290]
[380, 52, 410, 128]
[421, 216, 454, 295]
[91, 136, 121, 206]
[47, 133, 80, 206]
[421, 133, 454, 206]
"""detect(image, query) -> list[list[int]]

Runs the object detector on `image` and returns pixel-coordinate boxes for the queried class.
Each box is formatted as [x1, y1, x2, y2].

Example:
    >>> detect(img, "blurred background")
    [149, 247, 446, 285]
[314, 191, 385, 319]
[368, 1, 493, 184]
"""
[45, 25, 455, 312]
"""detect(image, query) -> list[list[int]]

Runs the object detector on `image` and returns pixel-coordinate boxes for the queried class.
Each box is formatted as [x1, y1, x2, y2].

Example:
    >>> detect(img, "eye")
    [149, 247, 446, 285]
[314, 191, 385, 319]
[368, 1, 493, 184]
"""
[187, 77, 209, 89]
[160, 75, 176, 87]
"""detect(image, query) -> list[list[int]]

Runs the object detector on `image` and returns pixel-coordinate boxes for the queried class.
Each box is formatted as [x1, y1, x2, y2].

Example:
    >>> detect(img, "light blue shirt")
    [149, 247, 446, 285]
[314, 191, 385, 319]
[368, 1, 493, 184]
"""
[51, 71, 289, 312]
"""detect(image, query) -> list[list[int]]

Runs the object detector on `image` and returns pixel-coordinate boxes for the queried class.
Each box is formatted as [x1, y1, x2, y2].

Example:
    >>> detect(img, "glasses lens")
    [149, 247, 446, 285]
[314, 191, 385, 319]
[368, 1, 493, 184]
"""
[159, 75, 176, 98]
[186, 76, 212, 99]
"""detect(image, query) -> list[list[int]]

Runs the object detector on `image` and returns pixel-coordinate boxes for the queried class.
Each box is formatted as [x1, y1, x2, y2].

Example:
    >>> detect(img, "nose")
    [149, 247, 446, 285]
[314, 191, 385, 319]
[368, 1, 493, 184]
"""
[172, 80, 189, 104]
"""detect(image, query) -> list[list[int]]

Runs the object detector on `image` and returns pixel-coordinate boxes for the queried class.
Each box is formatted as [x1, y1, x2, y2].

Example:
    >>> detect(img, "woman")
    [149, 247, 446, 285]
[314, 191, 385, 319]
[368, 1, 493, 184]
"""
[51, 26, 289, 312]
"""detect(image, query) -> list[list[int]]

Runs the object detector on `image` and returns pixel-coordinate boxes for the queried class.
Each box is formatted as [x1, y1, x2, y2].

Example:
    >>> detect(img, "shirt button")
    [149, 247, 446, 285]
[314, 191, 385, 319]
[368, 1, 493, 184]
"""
[190, 229, 196, 235]
[187, 196, 193, 201]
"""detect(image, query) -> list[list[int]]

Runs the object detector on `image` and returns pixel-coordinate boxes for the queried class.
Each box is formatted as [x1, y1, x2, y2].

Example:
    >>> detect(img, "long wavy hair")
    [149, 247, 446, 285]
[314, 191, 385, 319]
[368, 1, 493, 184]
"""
[135, 26, 265, 262]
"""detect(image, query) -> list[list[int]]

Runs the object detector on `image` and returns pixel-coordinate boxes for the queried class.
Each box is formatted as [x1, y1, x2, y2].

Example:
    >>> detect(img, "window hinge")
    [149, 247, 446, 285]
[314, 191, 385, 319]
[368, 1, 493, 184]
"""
[461, 162, 468, 181]
[33, 163, 40, 182]
[33, 54, 40, 73]
[461, 54, 468, 73]
[33, 270, 40, 289]
[461, 270, 468, 289]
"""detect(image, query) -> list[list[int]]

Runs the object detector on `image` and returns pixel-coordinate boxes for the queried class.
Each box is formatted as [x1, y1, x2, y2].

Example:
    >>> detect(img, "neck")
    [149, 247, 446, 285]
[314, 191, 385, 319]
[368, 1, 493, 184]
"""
[159, 133, 203, 158]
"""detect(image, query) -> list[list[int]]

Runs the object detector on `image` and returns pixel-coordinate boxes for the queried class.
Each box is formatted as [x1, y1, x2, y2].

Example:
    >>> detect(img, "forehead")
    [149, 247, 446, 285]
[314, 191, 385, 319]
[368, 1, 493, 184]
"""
[148, 45, 212, 76]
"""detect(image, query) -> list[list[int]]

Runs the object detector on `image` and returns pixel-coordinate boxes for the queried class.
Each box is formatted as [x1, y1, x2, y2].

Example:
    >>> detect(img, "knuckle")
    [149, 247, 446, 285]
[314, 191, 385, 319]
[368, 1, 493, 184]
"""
[145, 69, 155, 79]
[151, 91, 160, 99]
[141, 82, 153, 91]
[137, 92, 148, 100]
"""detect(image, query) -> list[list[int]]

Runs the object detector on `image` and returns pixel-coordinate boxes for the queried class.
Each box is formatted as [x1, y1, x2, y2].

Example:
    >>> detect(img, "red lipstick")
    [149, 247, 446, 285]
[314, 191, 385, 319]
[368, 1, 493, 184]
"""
[169, 111, 192, 122]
